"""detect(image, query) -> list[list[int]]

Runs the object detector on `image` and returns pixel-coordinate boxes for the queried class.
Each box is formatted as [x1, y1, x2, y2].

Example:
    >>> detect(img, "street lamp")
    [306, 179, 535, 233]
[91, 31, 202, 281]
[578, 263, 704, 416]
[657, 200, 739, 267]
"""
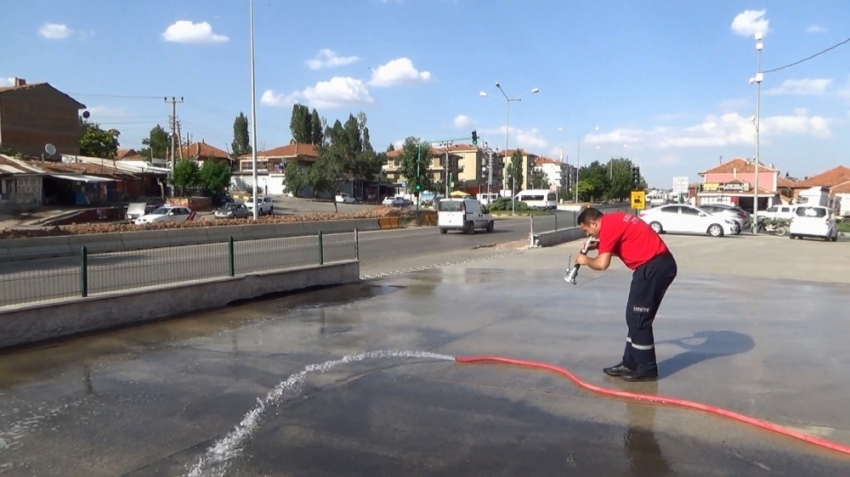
[480, 83, 539, 215]
[566, 126, 599, 203]
[249, 0, 259, 221]
[749, 31, 764, 231]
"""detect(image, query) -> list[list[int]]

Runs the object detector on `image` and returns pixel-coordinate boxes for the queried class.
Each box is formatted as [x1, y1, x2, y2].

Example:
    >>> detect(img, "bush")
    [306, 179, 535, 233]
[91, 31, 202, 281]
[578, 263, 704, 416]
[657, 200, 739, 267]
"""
[489, 197, 533, 212]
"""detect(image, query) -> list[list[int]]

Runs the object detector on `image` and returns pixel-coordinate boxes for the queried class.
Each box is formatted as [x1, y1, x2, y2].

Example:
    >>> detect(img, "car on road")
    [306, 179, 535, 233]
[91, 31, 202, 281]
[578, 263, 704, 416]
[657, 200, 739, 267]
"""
[246, 196, 274, 215]
[134, 206, 196, 225]
[639, 204, 736, 238]
[437, 198, 494, 234]
[789, 205, 838, 242]
[214, 202, 250, 219]
[382, 196, 408, 207]
[126, 202, 165, 222]
[335, 193, 357, 204]
[698, 203, 750, 234]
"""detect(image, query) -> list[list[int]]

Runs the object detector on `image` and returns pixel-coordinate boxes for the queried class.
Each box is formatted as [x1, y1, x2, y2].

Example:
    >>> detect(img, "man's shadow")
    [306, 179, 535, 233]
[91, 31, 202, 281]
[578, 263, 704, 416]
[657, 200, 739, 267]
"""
[656, 331, 755, 378]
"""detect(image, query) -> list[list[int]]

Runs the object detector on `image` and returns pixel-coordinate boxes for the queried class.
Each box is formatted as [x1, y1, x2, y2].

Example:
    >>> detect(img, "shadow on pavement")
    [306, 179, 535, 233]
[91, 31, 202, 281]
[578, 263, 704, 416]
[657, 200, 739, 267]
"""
[657, 330, 755, 378]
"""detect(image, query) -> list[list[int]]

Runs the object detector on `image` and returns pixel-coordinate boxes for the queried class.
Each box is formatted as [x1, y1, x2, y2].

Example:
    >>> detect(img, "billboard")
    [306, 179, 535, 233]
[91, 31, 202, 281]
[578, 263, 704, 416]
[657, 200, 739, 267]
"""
[672, 176, 689, 194]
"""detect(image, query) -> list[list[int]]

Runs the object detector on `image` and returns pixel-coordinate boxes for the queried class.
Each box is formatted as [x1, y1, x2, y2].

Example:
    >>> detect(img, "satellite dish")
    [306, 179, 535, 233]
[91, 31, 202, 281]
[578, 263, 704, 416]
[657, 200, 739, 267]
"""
[45, 143, 56, 155]
[82, 111, 90, 119]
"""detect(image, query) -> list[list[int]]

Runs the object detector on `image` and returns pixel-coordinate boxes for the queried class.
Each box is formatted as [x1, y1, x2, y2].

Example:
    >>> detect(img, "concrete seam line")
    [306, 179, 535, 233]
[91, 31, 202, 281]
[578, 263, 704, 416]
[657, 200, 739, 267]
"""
[360, 248, 529, 280]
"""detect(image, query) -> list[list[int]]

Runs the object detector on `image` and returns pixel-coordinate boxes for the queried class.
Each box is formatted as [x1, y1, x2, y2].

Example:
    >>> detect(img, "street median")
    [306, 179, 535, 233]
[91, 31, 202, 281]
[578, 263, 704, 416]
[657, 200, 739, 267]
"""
[533, 226, 587, 247]
[378, 217, 402, 229]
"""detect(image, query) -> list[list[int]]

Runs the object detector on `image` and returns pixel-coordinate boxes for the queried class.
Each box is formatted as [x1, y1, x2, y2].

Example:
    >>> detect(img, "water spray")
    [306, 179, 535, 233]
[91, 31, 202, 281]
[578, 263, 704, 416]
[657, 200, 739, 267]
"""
[565, 236, 598, 284]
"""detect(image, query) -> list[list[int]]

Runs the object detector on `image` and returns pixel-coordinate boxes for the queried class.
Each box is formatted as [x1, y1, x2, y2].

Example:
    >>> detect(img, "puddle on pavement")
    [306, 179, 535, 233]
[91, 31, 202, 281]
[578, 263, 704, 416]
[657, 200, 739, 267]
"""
[0, 283, 403, 389]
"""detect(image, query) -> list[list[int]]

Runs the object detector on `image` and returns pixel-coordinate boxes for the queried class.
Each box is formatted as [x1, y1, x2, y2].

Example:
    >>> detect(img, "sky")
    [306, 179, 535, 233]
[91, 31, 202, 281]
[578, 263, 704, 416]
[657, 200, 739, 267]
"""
[1, 0, 849, 187]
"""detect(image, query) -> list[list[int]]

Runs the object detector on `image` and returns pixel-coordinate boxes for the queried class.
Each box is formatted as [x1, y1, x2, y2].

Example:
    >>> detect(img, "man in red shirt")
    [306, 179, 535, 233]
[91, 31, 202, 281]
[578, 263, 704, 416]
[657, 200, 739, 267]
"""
[574, 207, 677, 381]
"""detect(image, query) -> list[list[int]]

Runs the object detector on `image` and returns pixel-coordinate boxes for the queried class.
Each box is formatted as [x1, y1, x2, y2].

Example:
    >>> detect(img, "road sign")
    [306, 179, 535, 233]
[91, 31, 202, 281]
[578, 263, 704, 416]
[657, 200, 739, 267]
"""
[672, 176, 689, 194]
[631, 190, 646, 210]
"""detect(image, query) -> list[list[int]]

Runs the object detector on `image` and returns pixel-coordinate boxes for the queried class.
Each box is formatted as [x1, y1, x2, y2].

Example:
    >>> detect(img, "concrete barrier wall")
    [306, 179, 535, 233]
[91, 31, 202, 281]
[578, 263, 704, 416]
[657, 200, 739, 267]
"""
[2, 218, 383, 261]
[0, 260, 360, 349]
[533, 226, 586, 247]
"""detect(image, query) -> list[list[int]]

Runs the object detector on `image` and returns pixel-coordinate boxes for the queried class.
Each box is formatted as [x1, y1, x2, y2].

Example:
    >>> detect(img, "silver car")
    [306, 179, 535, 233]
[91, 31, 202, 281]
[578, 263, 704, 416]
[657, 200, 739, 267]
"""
[214, 202, 250, 219]
[699, 203, 750, 234]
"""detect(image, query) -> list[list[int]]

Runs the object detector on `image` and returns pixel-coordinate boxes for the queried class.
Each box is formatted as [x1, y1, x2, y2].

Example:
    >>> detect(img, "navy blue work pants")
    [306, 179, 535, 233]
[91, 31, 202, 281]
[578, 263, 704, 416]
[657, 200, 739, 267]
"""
[623, 253, 677, 373]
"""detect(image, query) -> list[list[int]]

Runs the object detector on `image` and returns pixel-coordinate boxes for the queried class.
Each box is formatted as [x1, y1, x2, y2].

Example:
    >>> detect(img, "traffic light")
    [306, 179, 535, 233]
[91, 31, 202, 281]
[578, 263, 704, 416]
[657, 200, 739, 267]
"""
[632, 166, 641, 189]
[471, 130, 478, 145]
[415, 183, 421, 191]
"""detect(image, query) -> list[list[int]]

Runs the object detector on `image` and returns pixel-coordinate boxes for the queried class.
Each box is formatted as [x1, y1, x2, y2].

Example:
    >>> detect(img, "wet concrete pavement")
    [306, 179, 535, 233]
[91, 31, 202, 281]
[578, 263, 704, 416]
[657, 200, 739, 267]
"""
[1, 234, 849, 476]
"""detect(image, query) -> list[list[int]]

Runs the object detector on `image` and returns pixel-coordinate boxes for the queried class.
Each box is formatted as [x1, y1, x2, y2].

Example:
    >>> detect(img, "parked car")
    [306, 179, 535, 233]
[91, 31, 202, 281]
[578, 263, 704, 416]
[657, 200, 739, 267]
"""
[789, 205, 838, 242]
[214, 202, 250, 219]
[336, 193, 357, 204]
[761, 204, 798, 221]
[437, 198, 494, 234]
[698, 203, 750, 234]
[126, 202, 165, 221]
[639, 204, 736, 237]
[134, 206, 195, 225]
[245, 196, 274, 215]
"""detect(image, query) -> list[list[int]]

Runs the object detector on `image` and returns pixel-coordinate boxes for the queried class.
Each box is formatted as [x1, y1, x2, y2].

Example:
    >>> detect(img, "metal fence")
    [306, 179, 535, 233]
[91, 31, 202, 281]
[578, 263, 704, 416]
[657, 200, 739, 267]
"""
[0, 230, 359, 309]
[529, 210, 580, 234]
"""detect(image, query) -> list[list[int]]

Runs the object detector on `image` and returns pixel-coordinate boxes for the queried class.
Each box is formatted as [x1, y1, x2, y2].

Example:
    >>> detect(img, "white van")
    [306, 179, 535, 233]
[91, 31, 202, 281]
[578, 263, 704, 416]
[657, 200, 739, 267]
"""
[476, 192, 499, 205]
[789, 205, 838, 242]
[515, 189, 558, 209]
[437, 198, 494, 234]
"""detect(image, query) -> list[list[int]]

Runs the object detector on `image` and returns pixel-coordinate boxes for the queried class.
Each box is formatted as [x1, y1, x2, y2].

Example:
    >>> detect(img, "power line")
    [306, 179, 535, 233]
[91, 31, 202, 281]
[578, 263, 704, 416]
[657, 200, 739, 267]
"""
[764, 36, 850, 73]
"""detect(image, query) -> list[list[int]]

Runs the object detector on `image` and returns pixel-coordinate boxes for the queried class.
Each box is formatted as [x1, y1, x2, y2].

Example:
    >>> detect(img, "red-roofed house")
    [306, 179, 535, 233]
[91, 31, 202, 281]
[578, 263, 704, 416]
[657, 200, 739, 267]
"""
[234, 142, 318, 195]
[173, 141, 231, 165]
[697, 157, 779, 211]
[788, 166, 850, 201]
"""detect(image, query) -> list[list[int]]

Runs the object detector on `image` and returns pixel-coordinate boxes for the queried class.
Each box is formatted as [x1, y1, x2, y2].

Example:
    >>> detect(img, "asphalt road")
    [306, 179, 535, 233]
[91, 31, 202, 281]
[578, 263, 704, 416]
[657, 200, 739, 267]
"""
[0, 214, 576, 307]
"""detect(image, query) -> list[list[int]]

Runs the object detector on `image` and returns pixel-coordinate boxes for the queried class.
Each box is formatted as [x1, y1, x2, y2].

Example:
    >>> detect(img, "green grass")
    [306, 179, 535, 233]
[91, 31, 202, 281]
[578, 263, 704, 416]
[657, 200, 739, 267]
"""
[838, 221, 850, 233]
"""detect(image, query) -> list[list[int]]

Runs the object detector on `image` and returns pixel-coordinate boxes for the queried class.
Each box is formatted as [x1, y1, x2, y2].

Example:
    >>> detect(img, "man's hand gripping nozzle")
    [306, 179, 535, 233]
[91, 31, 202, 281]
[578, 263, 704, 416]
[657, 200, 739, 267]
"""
[565, 236, 599, 285]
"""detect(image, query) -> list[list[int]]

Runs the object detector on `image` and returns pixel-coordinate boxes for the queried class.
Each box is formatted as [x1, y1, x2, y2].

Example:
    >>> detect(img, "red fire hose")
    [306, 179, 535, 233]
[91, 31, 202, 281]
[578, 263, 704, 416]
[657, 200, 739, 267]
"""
[455, 355, 850, 456]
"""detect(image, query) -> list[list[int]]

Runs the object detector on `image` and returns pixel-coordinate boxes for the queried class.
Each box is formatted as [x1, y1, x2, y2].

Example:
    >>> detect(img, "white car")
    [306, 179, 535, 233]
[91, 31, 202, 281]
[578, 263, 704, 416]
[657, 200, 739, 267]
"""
[437, 198, 494, 234]
[246, 196, 274, 215]
[134, 206, 195, 225]
[789, 205, 838, 242]
[639, 204, 736, 238]
[335, 193, 357, 204]
[382, 196, 407, 207]
[698, 203, 750, 234]
[761, 204, 798, 221]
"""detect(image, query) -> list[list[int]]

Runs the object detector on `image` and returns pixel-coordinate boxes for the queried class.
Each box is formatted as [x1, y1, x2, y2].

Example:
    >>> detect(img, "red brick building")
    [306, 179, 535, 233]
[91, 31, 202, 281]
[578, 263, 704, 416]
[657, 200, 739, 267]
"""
[0, 78, 87, 156]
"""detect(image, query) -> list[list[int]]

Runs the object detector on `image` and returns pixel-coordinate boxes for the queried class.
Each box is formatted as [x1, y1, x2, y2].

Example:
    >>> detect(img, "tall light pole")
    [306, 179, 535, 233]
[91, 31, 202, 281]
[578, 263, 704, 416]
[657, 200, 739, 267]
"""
[480, 84, 539, 215]
[750, 31, 764, 231]
[249, 0, 259, 221]
[566, 126, 599, 203]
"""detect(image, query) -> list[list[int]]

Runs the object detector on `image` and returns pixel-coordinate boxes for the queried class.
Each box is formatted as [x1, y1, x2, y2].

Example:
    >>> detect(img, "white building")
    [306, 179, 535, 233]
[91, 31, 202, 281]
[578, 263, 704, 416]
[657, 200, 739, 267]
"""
[533, 156, 570, 190]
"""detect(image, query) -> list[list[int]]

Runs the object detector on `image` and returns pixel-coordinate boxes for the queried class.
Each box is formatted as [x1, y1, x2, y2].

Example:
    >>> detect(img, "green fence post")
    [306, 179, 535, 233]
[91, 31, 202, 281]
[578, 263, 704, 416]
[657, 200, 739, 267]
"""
[318, 231, 324, 265]
[80, 246, 88, 297]
[354, 227, 359, 261]
[228, 236, 235, 277]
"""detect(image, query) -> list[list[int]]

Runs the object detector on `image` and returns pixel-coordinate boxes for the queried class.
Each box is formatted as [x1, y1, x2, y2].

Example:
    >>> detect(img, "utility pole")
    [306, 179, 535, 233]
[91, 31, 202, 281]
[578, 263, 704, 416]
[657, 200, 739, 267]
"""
[165, 96, 184, 197]
[176, 120, 184, 160]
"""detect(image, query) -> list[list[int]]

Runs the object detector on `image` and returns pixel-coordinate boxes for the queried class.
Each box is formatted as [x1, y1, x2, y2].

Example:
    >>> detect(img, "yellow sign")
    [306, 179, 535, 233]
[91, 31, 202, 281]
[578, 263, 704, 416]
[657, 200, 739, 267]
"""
[631, 190, 646, 210]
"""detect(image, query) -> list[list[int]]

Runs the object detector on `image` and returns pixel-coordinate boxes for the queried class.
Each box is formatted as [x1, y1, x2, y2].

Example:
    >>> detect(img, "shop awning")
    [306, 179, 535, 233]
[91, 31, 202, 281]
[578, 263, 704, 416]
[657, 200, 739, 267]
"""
[49, 174, 119, 183]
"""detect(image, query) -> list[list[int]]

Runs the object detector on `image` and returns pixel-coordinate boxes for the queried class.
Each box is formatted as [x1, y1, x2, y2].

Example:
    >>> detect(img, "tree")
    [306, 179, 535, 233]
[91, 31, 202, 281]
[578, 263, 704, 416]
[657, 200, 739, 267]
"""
[171, 160, 202, 196]
[200, 160, 232, 193]
[576, 160, 610, 201]
[530, 169, 549, 189]
[310, 109, 324, 145]
[231, 113, 252, 160]
[506, 150, 524, 192]
[282, 162, 311, 197]
[137, 125, 169, 160]
[290, 104, 312, 144]
[79, 121, 120, 158]
[397, 137, 435, 196]
[386, 143, 395, 152]
[290, 112, 380, 212]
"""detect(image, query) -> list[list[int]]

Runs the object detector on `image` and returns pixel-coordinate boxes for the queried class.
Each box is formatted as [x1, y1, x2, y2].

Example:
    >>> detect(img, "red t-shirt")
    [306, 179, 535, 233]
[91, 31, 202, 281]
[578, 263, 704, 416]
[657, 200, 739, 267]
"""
[597, 212, 669, 270]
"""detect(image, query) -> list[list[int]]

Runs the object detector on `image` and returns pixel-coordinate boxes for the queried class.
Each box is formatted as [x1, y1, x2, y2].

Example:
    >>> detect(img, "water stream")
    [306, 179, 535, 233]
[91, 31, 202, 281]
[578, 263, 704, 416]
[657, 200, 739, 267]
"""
[185, 349, 455, 477]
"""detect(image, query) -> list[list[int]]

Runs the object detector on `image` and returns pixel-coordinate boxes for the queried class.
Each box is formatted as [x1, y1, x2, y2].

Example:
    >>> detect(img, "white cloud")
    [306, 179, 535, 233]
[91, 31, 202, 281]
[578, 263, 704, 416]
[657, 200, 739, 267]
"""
[392, 139, 404, 149]
[38, 23, 73, 40]
[765, 78, 831, 96]
[306, 49, 360, 70]
[162, 21, 228, 44]
[0, 77, 14, 87]
[369, 58, 431, 87]
[658, 155, 680, 165]
[480, 126, 548, 151]
[731, 10, 769, 37]
[586, 109, 831, 149]
[453, 115, 475, 129]
[261, 77, 374, 109]
[807, 24, 828, 33]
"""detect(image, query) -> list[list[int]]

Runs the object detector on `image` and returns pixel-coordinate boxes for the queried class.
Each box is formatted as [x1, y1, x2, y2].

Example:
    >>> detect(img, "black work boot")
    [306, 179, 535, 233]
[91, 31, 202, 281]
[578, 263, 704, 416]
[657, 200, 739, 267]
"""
[621, 368, 658, 382]
[603, 362, 635, 377]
